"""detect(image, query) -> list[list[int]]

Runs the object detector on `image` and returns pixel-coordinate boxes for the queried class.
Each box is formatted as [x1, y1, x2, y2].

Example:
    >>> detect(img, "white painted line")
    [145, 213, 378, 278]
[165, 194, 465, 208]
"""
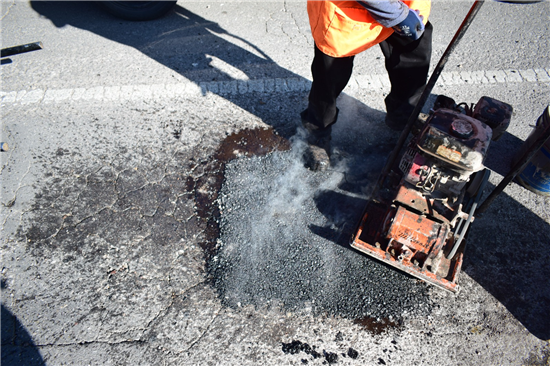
[534, 69, 550, 82]
[3, 91, 17, 103]
[1, 68, 548, 105]
[519, 69, 537, 83]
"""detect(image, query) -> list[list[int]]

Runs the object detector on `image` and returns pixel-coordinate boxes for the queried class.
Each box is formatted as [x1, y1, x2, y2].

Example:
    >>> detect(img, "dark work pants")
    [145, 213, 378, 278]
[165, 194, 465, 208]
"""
[302, 22, 433, 130]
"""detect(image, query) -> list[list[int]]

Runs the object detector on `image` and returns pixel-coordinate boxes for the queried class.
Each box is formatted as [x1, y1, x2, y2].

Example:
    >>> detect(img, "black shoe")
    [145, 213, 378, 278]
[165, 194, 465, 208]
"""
[300, 113, 332, 172]
[304, 143, 331, 171]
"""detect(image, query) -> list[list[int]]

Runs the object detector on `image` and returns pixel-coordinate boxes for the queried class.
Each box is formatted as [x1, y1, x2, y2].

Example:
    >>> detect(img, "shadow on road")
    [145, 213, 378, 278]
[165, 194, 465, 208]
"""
[30, 1, 303, 139]
[1, 281, 46, 366]
[464, 186, 550, 340]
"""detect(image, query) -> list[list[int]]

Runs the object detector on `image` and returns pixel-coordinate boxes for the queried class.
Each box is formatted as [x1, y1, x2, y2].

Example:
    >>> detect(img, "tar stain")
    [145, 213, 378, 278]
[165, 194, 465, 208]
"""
[214, 127, 291, 161]
[282, 340, 354, 364]
[193, 127, 290, 262]
[282, 340, 307, 355]
[323, 350, 338, 364]
[353, 316, 400, 335]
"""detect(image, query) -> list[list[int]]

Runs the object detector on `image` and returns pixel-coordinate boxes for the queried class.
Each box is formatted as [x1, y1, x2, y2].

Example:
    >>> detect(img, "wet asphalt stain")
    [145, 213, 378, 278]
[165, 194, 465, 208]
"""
[282, 339, 354, 365]
[20, 151, 200, 256]
[353, 316, 400, 335]
[20, 130, 287, 252]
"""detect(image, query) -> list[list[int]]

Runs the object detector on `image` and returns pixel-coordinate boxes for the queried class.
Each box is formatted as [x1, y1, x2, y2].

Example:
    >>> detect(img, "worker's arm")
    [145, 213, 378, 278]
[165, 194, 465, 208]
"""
[357, 0, 425, 40]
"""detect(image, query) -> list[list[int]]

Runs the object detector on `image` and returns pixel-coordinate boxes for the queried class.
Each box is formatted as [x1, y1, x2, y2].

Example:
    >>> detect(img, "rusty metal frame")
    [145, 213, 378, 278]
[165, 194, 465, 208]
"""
[351, 1, 485, 293]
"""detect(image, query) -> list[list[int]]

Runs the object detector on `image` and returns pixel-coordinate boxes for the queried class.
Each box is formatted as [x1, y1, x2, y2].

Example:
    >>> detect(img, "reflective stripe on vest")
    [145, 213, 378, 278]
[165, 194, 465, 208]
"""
[307, 1, 431, 58]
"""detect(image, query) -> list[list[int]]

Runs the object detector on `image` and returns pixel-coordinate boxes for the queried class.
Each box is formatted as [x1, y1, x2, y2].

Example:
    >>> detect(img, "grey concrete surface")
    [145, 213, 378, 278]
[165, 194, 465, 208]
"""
[1, 1, 549, 365]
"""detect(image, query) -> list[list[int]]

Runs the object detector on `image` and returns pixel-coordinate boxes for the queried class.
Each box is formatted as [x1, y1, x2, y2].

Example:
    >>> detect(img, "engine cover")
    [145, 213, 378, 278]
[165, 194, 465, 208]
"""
[416, 109, 493, 174]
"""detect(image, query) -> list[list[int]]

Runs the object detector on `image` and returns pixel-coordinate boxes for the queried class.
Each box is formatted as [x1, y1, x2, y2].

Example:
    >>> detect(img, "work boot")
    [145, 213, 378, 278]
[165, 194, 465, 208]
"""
[300, 110, 332, 172]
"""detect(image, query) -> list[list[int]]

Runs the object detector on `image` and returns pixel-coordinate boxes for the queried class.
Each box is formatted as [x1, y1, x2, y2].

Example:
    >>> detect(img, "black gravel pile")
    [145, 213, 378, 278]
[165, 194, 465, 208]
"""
[211, 139, 433, 322]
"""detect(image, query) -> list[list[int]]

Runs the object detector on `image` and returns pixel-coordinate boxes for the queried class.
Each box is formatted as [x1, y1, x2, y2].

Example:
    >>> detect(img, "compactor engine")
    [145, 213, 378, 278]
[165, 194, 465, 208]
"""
[351, 96, 512, 292]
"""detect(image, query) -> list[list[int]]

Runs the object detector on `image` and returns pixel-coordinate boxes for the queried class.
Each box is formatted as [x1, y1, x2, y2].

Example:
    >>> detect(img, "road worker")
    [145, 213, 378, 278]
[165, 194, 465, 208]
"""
[301, 0, 432, 171]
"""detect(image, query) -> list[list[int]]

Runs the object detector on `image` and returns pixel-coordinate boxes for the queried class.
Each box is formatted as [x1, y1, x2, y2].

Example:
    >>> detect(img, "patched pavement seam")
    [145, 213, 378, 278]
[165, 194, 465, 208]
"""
[2, 68, 549, 105]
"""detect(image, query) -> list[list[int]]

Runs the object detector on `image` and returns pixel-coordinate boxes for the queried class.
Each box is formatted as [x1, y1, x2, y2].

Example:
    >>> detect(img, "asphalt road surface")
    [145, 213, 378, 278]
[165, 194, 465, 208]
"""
[1, 1, 549, 365]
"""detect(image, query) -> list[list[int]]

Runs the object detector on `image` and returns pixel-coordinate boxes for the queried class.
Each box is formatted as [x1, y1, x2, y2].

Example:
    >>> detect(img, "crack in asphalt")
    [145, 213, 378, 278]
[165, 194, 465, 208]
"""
[145, 280, 208, 333]
[286, 1, 311, 46]
[0, 0, 15, 21]
[35, 338, 148, 348]
[9, 129, 227, 346]
[21, 156, 200, 246]
[183, 307, 223, 354]
[1, 160, 31, 227]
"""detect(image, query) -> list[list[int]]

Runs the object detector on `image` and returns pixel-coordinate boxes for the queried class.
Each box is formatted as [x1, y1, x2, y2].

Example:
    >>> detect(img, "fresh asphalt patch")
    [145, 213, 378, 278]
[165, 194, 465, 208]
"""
[212, 136, 434, 323]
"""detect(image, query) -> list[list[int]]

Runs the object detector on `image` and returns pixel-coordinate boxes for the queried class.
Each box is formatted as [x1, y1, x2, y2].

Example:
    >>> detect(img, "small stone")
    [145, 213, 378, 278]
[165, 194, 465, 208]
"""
[347, 348, 359, 359]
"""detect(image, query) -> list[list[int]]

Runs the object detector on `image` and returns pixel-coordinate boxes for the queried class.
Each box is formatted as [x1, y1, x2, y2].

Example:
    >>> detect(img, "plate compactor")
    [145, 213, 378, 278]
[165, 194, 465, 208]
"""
[350, 2, 492, 294]
[351, 96, 512, 293]
[350, 1, 550, 293]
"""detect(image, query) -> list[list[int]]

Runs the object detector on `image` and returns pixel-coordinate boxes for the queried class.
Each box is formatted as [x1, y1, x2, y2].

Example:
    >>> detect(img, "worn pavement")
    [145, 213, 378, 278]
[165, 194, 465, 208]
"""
[1, 1, 550, 365]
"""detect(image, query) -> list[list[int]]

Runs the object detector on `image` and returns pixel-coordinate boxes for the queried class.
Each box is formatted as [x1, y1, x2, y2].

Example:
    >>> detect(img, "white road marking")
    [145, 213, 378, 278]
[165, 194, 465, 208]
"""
[1, 68, 549, 105]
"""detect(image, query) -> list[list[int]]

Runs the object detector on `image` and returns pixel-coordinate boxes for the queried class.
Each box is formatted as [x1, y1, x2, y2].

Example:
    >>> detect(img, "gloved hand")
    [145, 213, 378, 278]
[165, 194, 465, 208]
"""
[392, 8, 425, 41]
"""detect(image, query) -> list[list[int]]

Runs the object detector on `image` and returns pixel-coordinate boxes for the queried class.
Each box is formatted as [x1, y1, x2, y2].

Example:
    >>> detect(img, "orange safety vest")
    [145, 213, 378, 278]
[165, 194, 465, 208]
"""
[308, 0, 431, 58]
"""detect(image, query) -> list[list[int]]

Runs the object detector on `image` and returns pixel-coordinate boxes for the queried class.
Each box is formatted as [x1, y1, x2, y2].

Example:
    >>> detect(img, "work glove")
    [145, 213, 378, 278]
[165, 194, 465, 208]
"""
[392, 8, 425, 41]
